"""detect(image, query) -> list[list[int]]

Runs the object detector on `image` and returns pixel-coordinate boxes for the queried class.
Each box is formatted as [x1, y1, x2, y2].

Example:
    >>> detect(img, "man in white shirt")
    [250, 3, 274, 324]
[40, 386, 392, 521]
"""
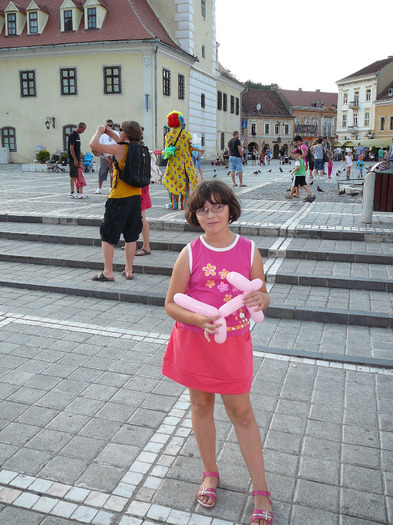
[95, 119, 120, 194]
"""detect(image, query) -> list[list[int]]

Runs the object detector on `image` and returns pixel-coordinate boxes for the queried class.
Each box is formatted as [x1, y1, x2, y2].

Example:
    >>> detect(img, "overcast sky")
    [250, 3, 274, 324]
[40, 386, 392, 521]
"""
[215, 0, 393, 93]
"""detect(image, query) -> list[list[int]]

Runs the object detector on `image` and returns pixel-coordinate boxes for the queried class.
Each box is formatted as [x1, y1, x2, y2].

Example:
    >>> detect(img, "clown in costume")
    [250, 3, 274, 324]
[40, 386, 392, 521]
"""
[162, 111, 199, 210]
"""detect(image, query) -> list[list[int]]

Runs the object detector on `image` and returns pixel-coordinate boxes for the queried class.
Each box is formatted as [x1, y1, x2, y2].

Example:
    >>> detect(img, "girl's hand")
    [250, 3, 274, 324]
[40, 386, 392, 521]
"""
[96, 125, 106, 134]
[194, 314, 222, 342]
[243, 290, 270, 312]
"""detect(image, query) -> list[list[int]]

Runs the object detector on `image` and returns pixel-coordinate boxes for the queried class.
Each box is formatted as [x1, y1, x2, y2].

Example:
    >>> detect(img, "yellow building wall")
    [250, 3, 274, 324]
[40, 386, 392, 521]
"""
[374, 103, 393, 145]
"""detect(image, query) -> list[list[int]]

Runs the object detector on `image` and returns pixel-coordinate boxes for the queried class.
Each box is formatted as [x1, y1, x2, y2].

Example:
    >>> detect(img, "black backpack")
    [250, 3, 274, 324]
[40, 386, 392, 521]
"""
[113, 142, 151, 188]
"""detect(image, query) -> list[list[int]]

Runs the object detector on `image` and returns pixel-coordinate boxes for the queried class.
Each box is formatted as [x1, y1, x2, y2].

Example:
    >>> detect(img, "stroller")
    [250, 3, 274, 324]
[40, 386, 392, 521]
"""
[47, 149, 65, 172]
[83, 152, 94, 172]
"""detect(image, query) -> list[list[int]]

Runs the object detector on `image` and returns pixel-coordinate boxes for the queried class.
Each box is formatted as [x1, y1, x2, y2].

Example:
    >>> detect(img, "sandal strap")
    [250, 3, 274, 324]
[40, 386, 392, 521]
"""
[203, 471, 219, 480]
[251, 509, 273, 524]
[252, 490, 272, 505]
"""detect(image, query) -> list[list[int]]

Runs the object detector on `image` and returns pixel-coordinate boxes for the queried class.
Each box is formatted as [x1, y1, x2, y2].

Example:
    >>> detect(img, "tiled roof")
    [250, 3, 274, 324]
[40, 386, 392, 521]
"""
[34, 2, 50, 14]
[242, 88, 292, 117]
[11, 2, 26, 13]
[217, 61, 244, 87]
[0, 0, 186, 54]
[376, 81, 393, 101]
[338, 57, 393, 82]
[279, 89, 337, 107]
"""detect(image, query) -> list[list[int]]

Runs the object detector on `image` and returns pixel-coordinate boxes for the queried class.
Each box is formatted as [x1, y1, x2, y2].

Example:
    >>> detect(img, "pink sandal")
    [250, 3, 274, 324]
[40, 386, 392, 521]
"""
[196, 471, 219, 508]
[250, 490, 273, 524]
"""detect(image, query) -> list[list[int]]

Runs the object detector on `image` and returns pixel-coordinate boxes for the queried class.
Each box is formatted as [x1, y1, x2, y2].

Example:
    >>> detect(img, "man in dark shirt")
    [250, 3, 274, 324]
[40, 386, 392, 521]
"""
[228, 131, 245, 187]
[68, 122, 86, 198]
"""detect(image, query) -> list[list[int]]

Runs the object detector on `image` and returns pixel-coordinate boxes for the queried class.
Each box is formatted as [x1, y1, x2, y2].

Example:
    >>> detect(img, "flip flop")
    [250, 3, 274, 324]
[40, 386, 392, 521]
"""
[91, 272, 114, 282]
[121, 271, 134, 280]
[135, 248, 151, 256]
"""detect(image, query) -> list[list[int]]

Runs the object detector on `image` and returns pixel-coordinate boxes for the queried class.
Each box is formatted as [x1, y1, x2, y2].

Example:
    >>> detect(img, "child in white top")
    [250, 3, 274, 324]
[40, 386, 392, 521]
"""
[345, 151, 353, 179]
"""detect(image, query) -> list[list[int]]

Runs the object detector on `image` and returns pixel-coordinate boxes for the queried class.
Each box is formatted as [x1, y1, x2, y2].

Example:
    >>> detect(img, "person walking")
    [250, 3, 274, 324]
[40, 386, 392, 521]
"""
[345, 150, 353, 179]
[162, 111, 199, 210]
[312, 138, 325, 179]
[68, 122, 86, 198]
[228, 131, 246, 187]
[95, 119, 119, 194]
[162, 180, 272, 525]
[89, 121, 143, 281]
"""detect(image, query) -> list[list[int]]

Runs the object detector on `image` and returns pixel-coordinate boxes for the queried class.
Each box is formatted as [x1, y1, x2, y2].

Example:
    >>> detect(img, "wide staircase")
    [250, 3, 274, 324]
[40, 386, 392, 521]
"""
[0, 215, 392, 368]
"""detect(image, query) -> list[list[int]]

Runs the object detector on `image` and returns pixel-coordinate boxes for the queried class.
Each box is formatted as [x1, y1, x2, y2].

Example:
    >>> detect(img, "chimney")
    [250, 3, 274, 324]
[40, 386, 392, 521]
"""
[316, 89, 320, 92]
[298, 88, 302, 91]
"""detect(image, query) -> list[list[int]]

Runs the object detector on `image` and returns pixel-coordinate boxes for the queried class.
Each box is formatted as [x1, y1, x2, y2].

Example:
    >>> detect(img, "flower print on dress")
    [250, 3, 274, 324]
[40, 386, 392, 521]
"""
[223, 294, 232, 302]
[219, 268, 229, 280]
[206, 280, 215, 288]
[217, 282, 228, 293]
[202, 263, 216, 277]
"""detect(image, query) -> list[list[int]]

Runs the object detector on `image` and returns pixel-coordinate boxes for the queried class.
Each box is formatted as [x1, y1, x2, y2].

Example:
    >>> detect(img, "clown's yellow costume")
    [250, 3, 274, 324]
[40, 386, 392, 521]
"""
[162, 111, 199, 210]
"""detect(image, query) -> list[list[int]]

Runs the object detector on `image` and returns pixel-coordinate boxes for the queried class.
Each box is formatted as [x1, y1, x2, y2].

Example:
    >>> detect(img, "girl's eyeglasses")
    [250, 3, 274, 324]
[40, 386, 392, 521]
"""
[196, 203, 226, 216]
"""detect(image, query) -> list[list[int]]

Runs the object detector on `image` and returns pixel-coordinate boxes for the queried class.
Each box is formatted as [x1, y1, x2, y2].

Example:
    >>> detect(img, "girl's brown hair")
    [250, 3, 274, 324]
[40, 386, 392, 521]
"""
[185, 180, 241, 227]
[121, 121, 142, 142]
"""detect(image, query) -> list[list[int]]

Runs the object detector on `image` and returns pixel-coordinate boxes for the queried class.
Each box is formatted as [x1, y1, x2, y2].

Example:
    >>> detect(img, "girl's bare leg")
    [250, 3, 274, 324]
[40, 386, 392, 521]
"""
[222, 392, 271, 525]
[189, 389, 218, 506]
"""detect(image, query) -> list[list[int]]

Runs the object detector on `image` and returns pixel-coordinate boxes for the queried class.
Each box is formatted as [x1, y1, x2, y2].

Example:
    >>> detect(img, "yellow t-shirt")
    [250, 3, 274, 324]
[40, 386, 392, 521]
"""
[109, 144, 142, 199]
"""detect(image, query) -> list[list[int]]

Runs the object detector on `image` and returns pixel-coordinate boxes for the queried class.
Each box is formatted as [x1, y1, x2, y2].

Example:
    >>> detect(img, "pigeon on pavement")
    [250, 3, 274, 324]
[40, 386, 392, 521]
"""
[317, 186, 324, 192]
[213, 169, 217, 177]
[279, 167, 283, 173]
[253, 170, 259, 174]
[309, 180, 314, 185]
[267, 169, 272, 173]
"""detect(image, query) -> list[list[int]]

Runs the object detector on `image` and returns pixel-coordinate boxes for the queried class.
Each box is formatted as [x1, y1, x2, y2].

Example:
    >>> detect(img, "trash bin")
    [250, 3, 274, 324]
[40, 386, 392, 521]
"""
[373, 168, 393, 212]
[154, 150, 167, 167]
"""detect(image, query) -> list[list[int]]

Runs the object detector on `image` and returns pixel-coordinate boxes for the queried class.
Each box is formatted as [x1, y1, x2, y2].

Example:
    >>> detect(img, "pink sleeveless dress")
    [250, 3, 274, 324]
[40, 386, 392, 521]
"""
[162, 235, 255, 394]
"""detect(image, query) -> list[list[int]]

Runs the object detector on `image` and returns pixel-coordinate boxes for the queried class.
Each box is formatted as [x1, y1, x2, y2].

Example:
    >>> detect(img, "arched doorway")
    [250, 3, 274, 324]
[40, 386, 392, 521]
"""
[283, 144, 288, 154]
[273, 144, 280, 159]
[248, 141, 258, 151]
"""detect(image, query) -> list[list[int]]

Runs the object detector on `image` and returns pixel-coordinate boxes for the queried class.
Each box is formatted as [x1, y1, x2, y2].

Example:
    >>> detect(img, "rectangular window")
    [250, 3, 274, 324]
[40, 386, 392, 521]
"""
[178, 74, 185, 100]
[230, 95, 234, 114]
[201, 135, 205, 147]
[343, 93, 348, 104]
[251, 123, 256, 135]
[202, 45, 205, 59]
[364, 112, 370, 127]
[284, 124, 289, 135]
[217, 91, 222, 110]
[20, 70, 36, 97]
[353, 114, 358, 127]
[390, 116, 393, 131]
[201, 93, 205, 108]
[235, 97, 239, 115]
[104, 66, 122, 94]
[380, 117, 385, 131]
[1, 127, 16, 152]
[223, 93, 227, 112]
[87, 8, 96, 29]
[64, 10, 73, 31]
[163, 68, 171, 96]
[274, 122, 280, 135]
[29, 12, 38, 34]
[201, 0, 206, 18]
[366, 89, 371, 101]
[60, 68, 77, 96]
[7, 13, 16, 35]
[342, 114, 347, 128]
[264, 123, 270, 135]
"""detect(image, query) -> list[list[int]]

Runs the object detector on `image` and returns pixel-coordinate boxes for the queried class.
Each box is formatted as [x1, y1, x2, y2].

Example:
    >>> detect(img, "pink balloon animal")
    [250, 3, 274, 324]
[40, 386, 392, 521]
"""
[174, 271, 264, 344]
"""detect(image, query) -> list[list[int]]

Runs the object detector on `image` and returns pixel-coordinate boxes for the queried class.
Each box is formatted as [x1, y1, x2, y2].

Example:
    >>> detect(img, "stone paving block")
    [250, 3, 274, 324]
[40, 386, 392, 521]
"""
[4, 448, 52, 476]
[343, 425, 379, 448]
[341, 443, 381, 469]
[13, 491, 40, 509]
[60, 436, 106, 461]
[299, 456, 339, 485]
[340, 487, 387, 523]
[76, 463, 125, 493]
[78, 417, 122, 441]
[70, 505, 98, 523]
[0, 487, 22, 504]
[0, 506, 43, 525]
[265, 430, 303, 455]
[26, 428, 73, 453]
[0, 422, 41, 445]
[32, 496, 58, 513]
[39, 456, 88, 485]
[295, 479, 339, 513]
[92, 510, 115, 525]
[302, 436, 341, 461]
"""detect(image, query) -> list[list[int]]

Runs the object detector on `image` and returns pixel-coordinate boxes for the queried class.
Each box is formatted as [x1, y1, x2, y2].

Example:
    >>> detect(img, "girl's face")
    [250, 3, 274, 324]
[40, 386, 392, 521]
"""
[196, 196, 230, 233]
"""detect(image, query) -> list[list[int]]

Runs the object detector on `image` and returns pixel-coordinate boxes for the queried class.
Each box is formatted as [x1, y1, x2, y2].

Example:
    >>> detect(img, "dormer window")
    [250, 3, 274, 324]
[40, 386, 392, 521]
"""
[29, 11, 38, 33]
[84, 0, 107, 30]
[60, 0, 83, 32]
[64, 9, 72, 31]
[5, 2, 27, 36]
[7, 12, 16, 34]
[87, 7, 96, 28]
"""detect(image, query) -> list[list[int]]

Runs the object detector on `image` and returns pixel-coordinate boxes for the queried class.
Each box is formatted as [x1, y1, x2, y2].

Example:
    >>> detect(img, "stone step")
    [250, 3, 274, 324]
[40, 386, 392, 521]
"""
[0, 240, 392, 293]
[0, 261, 392, 328]
[0, 222, 393, 264]
[1, 211, 393, 242]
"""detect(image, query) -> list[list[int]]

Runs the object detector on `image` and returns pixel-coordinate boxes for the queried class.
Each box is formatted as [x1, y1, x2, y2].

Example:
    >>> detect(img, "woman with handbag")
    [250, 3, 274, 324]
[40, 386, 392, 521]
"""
[162, 111, 199, 210]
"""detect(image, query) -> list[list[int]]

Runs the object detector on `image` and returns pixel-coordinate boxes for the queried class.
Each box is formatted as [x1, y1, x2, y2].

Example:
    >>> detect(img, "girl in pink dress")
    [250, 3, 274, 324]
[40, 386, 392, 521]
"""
[162, 180, 273, 525]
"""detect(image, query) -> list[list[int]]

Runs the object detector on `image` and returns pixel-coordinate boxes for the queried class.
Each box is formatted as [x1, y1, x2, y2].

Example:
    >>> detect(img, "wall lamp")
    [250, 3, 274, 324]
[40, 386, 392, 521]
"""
[45, 117, 55, 130]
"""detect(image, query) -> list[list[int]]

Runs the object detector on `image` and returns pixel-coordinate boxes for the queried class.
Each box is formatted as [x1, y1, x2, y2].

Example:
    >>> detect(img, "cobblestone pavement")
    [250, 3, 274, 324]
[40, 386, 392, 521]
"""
[0, 162, 392, 524]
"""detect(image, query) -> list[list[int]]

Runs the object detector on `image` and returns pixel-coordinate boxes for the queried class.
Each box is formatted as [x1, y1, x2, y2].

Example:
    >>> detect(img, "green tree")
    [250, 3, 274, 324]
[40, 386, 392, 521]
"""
[244, 80, 279, 90]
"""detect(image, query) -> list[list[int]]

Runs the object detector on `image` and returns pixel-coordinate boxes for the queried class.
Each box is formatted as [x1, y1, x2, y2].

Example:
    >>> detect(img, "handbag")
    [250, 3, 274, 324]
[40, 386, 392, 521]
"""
[162, 130, 183, 159]
[323, 151, 329, 162]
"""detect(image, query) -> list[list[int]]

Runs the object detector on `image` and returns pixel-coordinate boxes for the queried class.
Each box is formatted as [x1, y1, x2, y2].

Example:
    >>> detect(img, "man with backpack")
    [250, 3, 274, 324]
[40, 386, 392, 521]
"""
[89, 121, 149, 281]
